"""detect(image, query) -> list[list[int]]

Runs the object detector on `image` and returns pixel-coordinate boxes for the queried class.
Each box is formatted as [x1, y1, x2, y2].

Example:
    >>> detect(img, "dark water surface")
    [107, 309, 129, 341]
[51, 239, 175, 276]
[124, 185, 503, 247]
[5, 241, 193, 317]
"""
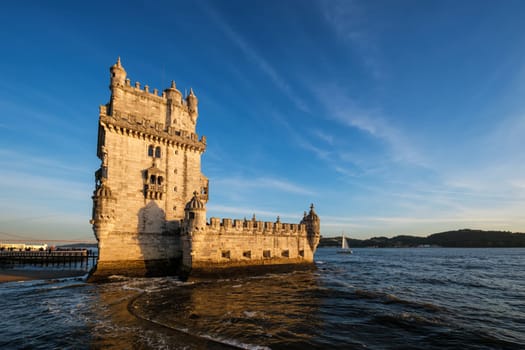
[1, 248, 524, 349]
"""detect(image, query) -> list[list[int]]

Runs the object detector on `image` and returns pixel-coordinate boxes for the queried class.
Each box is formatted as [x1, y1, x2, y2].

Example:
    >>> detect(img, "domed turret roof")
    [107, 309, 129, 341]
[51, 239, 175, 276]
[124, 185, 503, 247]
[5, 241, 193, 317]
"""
[305, 204, 319, 221]
[95, 181, 113, 198]
[185, 191, 205, 210]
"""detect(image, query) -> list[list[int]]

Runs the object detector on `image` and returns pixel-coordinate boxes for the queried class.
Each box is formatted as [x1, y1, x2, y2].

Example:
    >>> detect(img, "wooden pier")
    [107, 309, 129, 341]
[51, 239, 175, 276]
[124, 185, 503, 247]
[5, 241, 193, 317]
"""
[0, 250, 98, 270]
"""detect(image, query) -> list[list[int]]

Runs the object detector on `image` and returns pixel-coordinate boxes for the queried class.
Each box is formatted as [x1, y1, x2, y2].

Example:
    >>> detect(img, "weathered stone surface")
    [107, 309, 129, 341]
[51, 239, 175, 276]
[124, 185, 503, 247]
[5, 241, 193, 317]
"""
[89, 59, 320, 282]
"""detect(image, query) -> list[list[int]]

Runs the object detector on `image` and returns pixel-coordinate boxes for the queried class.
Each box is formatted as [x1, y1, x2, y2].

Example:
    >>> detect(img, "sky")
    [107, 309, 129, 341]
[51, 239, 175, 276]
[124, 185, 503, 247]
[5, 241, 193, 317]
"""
[1, 0, 525, 242]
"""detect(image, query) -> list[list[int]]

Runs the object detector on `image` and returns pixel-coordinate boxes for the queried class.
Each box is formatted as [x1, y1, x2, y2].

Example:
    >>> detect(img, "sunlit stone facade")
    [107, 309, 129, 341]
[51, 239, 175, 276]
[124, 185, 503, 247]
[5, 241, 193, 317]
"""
[89, 59, 320, 281]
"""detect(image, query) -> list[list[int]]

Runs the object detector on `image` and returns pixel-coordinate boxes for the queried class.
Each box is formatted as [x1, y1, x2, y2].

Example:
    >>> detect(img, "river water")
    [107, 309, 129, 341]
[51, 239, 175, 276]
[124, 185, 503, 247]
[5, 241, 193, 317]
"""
[1, 248, 524, 349]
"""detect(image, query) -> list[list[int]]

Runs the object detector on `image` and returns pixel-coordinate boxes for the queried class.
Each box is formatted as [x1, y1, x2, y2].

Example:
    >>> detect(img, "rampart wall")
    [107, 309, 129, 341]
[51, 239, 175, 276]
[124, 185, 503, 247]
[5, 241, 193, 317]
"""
[182, 217, 316, 274]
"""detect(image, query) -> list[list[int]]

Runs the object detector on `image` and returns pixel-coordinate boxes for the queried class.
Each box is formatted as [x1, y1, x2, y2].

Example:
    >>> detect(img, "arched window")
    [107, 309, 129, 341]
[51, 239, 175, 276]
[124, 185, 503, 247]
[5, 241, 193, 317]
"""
[157, 176, 163, 185]
[155, 146, 161, 158]
[150, 175, 156, 184]
[148, 145, 154, 157]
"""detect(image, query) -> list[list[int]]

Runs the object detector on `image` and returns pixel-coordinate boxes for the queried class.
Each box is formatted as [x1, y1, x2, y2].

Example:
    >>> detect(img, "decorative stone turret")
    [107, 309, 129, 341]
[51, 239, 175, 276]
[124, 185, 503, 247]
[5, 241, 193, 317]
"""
[301, 204, 321, 250]
[109, 57, 126, 88]
[186, 88, 198, 120]
[184, 191, 207, 231]
[164, 81, 183, 107]
[90, 179, 116, 240]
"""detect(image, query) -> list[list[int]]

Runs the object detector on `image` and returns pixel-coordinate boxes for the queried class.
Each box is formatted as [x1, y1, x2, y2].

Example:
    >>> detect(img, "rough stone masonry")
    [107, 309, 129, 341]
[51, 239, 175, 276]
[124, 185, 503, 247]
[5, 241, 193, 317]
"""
[89, 58, 320, 281]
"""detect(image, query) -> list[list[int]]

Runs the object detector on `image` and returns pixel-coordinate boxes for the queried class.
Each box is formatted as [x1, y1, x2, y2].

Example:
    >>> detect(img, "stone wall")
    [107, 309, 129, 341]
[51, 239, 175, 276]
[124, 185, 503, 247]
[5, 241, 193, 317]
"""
[181, 217, 317, 276]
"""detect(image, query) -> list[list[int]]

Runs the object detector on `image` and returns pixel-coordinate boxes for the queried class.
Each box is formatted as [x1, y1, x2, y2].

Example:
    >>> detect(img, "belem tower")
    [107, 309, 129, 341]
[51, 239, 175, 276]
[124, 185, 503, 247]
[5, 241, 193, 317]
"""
[89, 58, 320, 281]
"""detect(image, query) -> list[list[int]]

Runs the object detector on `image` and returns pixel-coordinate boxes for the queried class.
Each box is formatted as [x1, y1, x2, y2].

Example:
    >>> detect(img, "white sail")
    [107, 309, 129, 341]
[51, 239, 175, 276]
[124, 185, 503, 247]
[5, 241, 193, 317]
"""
[342, 234, 349, 249]
[337, 233, 352, 254]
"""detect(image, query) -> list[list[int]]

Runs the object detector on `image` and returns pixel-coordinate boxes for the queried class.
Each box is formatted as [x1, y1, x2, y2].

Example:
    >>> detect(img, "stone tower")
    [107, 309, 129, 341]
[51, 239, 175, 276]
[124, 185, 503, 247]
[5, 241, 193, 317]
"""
[89, 59, 321, 281]
[89, 58, 208, 280]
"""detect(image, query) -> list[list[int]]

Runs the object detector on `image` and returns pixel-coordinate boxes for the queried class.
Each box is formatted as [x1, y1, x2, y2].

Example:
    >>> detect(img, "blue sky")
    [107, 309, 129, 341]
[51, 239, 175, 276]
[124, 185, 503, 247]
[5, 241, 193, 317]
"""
[1, 0, 525, 242]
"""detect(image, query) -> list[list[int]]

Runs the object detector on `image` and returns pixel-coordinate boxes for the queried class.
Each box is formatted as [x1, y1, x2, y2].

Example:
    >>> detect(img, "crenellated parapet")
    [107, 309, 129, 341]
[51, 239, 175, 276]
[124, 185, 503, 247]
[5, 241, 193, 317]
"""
[206, 217, 307, 236]
[109, 57, 197, 111]
[112, 77, 197, 110]
[99, 106, 206, 152]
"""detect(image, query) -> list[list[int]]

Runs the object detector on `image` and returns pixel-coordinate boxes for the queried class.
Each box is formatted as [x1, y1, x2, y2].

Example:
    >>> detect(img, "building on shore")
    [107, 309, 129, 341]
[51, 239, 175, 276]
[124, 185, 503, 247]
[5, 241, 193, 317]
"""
[89, 58, 320, 281]
[0, 243, 48, 251]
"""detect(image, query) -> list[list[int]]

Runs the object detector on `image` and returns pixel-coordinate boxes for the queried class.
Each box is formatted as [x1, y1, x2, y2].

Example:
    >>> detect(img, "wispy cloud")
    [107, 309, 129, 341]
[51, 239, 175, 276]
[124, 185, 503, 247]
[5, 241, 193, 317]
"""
[313, 85, 427, 167]
[312, 130, 335, 145]
[202, 3, 309, 112]
[214, 176, 315, 196]
[320, 0, 383, 79]
[321, 204, 525, 237]
[0, 170, 90, 201]
[0, 149, 92, 174]
[207, 204, 303, 222]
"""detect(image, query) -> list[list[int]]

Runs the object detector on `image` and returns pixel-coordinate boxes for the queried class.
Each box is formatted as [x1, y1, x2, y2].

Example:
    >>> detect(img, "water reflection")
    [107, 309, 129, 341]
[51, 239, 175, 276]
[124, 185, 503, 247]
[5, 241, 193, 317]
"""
[132, 271, 323, 348]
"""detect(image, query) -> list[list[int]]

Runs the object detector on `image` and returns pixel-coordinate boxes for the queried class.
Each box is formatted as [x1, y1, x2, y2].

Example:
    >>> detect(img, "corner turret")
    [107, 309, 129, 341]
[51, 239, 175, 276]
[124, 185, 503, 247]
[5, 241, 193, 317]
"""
[109, 57, 127, 88]
[184, 191, 207, 231]
[90, 178, 117, 240]
[186, 88, 198, 120]
[164, 81, 183, 107]
[301, 204, 321, 250]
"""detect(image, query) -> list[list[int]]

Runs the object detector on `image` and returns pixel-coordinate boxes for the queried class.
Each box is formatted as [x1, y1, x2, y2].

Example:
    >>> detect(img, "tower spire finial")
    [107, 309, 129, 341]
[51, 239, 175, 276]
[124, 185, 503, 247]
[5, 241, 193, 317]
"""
[116, 56, 121, 67]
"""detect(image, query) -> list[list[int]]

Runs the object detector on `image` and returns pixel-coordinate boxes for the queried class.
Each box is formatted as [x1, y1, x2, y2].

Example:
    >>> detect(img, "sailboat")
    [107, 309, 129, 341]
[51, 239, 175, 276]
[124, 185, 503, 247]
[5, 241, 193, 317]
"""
[337, 233, 353, 254]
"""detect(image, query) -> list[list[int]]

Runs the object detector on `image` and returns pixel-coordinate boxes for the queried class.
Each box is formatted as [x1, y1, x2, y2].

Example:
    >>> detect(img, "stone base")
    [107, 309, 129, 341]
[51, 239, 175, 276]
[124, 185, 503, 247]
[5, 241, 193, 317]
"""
[88, 259, 179, 283]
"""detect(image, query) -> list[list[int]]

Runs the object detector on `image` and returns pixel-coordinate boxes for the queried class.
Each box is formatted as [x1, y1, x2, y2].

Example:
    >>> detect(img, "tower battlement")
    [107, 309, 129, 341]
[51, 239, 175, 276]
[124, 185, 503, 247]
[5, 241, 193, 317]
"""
[207, 217, 307, 235]
[89, 59, 319, 281]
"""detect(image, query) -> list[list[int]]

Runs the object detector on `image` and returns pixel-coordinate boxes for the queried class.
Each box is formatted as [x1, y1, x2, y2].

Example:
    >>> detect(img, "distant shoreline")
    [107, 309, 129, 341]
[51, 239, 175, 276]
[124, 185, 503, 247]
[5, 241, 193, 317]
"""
[0, 269, 87, 283]
[320, 229, 525, 248]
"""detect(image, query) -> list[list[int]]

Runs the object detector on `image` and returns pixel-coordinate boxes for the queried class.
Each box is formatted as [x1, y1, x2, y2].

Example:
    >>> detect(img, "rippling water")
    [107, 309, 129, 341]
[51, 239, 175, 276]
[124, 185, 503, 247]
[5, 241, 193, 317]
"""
[1, 248, 524, 349]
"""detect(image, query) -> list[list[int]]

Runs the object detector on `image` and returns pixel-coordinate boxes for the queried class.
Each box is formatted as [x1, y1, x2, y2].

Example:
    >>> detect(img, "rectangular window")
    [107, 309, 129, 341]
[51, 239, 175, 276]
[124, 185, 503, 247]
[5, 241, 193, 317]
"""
[243, 251, 251, 259]
[263, 250, 271, 258]
[281, 250, 289, 258]
[299, 250, 304, 257]
[221, 250, 230, 259]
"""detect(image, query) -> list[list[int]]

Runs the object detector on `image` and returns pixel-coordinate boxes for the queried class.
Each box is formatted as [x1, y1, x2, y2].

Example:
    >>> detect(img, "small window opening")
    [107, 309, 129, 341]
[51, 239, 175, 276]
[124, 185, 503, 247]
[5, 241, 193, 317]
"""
[243, 251, 251, 259]
[222, 250, 231, 259]
[150, 175, 156, 184]
[281, 250, 289, 258]
[299, 250, 305, 257]
[155, 146, 161, 158]
[157, 176, 163, 185]
[148, 145, 154, 157]
[263, 250, 271, 258]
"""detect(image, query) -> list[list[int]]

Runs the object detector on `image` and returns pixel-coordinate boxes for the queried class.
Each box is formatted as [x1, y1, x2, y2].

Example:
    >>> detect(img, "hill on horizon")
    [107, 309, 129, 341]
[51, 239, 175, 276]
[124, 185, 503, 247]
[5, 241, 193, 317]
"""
[319, 229, 525, 248]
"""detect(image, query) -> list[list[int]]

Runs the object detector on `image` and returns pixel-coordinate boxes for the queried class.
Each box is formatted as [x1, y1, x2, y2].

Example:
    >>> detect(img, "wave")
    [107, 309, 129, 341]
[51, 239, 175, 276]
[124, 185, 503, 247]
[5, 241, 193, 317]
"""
[353, 289, 444, 312]
[127, 291, 270, 350]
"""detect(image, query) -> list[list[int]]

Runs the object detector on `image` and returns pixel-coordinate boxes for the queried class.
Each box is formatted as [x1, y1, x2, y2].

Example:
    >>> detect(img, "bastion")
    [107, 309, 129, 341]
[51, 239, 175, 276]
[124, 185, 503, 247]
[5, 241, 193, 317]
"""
[88, 58, 320, 281]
